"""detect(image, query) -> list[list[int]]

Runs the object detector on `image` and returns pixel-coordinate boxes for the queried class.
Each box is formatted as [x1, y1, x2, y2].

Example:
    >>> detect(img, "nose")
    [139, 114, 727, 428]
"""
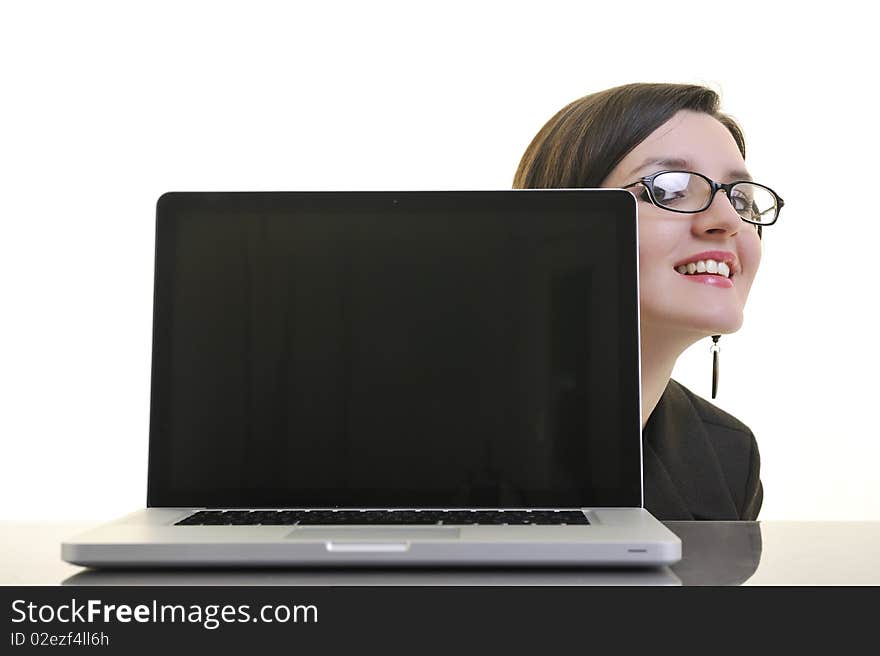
[692, 189, 742, 236]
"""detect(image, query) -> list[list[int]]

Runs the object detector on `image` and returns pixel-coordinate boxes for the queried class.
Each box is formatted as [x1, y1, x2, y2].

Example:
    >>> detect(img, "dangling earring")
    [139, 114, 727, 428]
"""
[710, 335, 721, 399]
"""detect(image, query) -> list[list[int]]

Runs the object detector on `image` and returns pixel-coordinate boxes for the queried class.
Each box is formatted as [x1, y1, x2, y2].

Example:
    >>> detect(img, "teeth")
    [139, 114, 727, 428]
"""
[675, 259, 733, 279]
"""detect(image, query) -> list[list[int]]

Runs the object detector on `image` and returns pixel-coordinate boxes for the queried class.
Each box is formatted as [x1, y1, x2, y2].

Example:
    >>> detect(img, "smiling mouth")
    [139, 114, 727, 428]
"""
[673, 258, 734, 280]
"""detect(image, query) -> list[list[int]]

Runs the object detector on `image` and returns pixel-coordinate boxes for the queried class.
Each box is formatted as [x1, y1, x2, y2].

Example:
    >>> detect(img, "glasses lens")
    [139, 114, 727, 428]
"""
[730, 183, 778, 225]
[650, 172, 711, 211]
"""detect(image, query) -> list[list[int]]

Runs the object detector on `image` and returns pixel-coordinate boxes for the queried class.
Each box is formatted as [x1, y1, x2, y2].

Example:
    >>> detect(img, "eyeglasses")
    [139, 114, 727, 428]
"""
[621, 170, 784, 226]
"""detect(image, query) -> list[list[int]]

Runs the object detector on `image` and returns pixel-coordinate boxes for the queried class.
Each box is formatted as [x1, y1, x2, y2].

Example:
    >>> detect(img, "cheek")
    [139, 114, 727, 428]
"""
[733, 231, 762, 301]
[739, 230, 763, 276]
[637, 215, 679, 278]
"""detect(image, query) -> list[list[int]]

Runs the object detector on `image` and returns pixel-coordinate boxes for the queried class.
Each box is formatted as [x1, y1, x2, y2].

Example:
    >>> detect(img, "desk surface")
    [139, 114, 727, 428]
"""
[2, 520, 878, 586]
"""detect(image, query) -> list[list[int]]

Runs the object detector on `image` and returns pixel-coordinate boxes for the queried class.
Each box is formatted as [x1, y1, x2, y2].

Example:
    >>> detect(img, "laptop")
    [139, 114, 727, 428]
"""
[62, 189, 681, 568]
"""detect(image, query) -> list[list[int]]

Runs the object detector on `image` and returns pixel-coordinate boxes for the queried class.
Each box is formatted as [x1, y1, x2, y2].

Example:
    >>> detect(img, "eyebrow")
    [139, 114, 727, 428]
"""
[628, 157, 753, 182]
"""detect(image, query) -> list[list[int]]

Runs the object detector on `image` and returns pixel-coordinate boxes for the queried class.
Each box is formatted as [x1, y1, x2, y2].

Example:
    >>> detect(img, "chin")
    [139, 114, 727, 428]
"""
[687, 312, 744, 336]
[642, 307, 744, 338]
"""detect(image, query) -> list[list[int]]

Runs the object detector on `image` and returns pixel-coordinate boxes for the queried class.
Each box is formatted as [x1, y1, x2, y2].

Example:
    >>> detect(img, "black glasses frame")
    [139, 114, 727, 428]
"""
[621, 170, 785, 226]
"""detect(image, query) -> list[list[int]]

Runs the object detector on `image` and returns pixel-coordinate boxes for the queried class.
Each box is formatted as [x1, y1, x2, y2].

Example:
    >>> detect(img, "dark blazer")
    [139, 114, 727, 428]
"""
[642, 378, 763, 521]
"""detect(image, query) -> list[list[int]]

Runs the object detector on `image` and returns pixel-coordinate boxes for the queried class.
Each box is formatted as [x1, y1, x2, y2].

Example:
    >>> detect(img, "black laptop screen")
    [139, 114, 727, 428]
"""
[147, 191, 641, 508]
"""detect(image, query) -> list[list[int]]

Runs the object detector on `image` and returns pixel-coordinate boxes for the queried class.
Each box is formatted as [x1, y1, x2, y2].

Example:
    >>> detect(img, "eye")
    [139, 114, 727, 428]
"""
[653, 185, 690, 205]
[730, 189, 752, 210]
[651, 172, 694, 205]
[655, 188, 687, 203]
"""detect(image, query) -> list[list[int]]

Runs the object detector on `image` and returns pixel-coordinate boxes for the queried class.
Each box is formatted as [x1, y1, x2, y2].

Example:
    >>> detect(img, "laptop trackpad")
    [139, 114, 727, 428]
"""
[286, 527, 461, 541]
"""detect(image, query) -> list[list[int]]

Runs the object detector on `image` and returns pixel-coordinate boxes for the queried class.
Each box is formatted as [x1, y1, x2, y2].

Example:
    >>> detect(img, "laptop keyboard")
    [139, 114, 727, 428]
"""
[175, 510, 590, 526]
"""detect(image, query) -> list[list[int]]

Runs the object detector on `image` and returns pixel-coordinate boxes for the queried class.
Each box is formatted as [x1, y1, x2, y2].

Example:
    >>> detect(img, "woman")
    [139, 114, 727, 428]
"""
[513, 83, 784, 520]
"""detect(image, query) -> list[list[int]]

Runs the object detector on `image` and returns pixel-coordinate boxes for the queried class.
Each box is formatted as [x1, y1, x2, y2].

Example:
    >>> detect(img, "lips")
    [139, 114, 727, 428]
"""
[679, 273, 734, 289]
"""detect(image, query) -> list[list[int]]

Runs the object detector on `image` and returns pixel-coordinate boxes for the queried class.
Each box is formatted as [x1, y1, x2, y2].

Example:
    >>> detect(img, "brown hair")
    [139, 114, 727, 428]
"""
[513, 82, 746, 190]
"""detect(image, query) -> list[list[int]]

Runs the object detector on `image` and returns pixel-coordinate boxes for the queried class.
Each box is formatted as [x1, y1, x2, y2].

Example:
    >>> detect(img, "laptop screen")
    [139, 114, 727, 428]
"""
[147, 190, 641, 508]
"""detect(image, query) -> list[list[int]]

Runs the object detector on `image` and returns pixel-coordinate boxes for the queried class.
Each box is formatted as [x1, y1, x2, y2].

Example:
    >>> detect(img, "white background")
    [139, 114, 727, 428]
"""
[1, 0, 877, 520]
